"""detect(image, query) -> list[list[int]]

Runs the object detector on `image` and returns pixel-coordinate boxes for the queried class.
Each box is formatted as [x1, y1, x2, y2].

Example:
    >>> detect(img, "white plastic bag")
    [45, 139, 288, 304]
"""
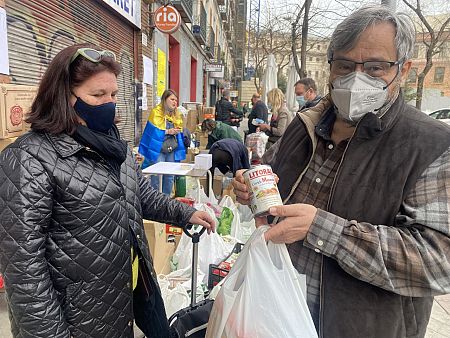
[185, 175, 218, 205]
[245, 131, 269, 161]
[233, 204, 256, 243]
[172, 204, 230, 284]
[205, 226, 318, 338]
[158, 275, 190, 318]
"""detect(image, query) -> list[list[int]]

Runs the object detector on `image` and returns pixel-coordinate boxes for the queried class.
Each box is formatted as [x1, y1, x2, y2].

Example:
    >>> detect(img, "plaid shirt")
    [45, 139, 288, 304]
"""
[284, 115, 450, 328]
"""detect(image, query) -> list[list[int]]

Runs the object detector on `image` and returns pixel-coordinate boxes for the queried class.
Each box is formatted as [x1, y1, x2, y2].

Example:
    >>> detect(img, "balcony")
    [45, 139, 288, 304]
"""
[192, 3, 207, 45]
[205, 27, 215, 58]
[172, 0, 193, 23]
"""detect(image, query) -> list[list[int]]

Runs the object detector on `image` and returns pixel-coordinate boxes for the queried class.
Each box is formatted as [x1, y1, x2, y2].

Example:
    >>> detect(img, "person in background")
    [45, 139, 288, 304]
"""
[0, 43, 215, 338]
[241, 102, 249, 117]
[139, 89, 186, 195]
[258, 88, 293, 149]
[247, 93, 269, 134]
[201, 119, 243, 149]
[209, 138, 250, 180]
[294, 77, 321, 111]
[215, 89, 243, 128]
[232, 5, 450, 338]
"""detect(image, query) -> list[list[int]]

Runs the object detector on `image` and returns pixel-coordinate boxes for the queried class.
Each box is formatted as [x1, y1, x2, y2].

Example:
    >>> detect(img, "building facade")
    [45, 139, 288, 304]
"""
[0, 0, 246, 145]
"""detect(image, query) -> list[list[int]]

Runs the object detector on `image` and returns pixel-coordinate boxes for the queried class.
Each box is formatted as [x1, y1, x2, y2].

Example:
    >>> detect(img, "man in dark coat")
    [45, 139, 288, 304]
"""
[247, 93, 269, 134]
[215, 89, 243, 127]
[232, 5, 450, 338]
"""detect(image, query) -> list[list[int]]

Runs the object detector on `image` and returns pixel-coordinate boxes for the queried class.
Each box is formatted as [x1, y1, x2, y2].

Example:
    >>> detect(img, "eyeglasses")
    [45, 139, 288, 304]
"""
[328, 59, 402, 77]
[70, 48, 116, 64]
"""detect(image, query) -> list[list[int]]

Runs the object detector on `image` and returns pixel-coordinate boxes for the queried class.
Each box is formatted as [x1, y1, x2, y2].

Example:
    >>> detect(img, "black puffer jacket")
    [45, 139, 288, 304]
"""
[0, 131, 196, 338]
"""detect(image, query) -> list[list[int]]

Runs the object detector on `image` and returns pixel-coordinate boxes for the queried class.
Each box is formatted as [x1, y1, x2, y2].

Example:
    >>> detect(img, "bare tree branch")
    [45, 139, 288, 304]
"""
[402, 0, 450, 110]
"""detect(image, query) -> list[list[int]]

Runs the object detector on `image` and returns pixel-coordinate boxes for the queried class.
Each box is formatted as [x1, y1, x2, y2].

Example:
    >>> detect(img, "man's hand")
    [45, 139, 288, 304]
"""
[264, 204, 317, 243]
[188, 211, 216, 234]
[232, 169, 280, 205]
[231, 169, 252, 205]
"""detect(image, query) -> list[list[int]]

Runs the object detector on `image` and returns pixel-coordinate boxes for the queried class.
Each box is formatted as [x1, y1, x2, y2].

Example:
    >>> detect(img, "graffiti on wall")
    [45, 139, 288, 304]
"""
[5, 0, 136, 142]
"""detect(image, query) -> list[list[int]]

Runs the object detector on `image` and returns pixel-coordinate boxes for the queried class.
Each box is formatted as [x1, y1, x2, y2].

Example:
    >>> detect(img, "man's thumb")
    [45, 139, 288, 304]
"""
[269, 205, 282, 216]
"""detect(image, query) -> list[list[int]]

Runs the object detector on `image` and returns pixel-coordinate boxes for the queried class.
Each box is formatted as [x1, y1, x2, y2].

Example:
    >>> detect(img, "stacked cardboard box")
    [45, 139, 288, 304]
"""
[143, 220, 177, 275]
[201, 107, 215, 121]
[185, 110, 199, 133]
[198, 132, 209, 149]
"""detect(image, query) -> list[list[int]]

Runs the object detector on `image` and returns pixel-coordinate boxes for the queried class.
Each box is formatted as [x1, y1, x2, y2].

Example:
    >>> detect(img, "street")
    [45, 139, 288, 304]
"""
[1, 291, 449, 337]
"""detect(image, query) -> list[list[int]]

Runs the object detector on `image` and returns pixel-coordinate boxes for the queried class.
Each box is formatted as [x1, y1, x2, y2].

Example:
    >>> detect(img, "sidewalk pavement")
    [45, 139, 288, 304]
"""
[1, 291, 449, 337]
[426, 294, 450, 338]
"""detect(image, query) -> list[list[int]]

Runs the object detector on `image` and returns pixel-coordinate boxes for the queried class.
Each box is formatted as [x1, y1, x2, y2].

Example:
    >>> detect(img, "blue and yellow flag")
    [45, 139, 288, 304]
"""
[138, 105, 186, 163]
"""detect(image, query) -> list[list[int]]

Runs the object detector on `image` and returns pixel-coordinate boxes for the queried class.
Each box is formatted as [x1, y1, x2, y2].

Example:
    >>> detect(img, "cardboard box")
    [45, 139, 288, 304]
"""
[143, 220, 176, 275]
[199, 175, 224, 198]
[222, 184, 236, 201]
[199, 107, 215, 123]
[0, 84, 37, 139]
[199, 133, 209, 148]
[186, 110, 199, 133]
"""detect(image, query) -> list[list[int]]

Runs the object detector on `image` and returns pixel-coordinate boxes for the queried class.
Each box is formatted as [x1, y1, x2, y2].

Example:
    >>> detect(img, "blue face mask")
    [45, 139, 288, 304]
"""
[296, 95, 306, 107]
[74, 97, 116, 133]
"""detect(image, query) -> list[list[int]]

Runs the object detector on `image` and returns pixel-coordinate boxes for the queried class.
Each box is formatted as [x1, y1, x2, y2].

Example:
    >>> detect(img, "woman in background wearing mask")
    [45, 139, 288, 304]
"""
[0, 43, 214, 338]
[139, 89, 186, 195]
[258, 88, 293, 149]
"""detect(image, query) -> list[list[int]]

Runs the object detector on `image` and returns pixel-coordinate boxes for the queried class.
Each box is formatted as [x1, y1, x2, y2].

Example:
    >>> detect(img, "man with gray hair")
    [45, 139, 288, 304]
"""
[232, 4, 450, 337]
[214, 89, 243, 128]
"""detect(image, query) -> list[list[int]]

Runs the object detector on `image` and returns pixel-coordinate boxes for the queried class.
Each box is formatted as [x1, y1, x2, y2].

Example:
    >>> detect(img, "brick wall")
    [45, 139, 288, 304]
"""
[410, 60, 450, 97]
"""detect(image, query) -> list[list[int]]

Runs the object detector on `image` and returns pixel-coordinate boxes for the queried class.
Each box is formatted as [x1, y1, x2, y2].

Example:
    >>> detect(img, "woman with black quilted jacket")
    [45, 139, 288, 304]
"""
[0, 43, 215, 338]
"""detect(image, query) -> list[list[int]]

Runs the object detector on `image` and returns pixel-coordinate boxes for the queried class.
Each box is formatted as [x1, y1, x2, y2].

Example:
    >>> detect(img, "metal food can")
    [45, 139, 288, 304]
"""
[243, 165, 283, 216]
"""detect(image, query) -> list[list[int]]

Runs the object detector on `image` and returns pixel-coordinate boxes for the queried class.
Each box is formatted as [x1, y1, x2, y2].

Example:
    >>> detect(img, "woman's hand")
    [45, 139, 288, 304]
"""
[258, 123, 270, 131]
[264, 204, 317, 243]
[166, 128, 181, 135]
[188, 210, 216, 234]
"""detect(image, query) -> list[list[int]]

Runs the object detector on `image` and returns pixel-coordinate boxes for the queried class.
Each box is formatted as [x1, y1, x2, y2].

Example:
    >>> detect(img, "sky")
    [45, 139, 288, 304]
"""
[251, 0, 450, 38]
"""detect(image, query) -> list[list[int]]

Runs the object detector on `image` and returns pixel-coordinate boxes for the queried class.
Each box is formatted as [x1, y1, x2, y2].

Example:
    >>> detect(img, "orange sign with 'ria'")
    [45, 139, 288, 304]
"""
[154, 5, 181, 34]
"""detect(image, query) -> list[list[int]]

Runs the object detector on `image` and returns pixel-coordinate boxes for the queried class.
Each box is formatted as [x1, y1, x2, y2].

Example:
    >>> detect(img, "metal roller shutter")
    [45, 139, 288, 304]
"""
[5, 0, 136, 143]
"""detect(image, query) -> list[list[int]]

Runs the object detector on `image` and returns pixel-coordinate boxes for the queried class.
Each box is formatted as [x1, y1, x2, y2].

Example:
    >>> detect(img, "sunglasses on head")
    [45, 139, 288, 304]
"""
[70, 48, 116, 64]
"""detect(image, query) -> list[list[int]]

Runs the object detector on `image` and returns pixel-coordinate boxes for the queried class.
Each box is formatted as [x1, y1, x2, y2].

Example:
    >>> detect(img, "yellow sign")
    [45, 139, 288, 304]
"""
[157, 48, 166, 98]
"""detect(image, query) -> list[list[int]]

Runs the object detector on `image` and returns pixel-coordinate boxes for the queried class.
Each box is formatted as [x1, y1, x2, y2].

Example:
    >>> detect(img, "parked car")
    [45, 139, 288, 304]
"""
[428, 108, 450, 125]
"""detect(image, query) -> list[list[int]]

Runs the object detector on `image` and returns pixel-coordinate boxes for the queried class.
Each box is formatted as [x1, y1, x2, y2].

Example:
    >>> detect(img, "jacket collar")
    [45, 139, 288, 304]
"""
[45, 132, 84, 158]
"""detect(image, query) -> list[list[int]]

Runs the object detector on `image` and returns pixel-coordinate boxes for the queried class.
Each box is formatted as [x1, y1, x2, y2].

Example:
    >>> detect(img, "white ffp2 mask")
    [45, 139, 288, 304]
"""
[331, 72, 388, 122]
